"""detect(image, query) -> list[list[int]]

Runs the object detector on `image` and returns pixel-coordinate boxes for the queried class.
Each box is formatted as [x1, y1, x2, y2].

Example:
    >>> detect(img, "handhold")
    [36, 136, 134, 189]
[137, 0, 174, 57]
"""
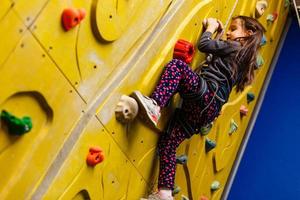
[172, 185, 181, 195]
[229, 119, 238, 135]
[240, 105, 249, 116]
[0, 110, 32, 135]
[176, 154, 188, 164]
[173, 39, 195, 64]
[86, 146, 105, 166]
[205, 138, 216, 152]
[256, 54, 264, 68]
[115, 95, 139, 123]
[200, 196, 209, 200]
[200, 123, 213, 136]
[247, 92, 255, 103]
[61, 8, 86, 31]
[260, 34, 267, 46]
[267, 12, 278, 23]
[211, 180, 221, 191]
[255, 0, 268, 18]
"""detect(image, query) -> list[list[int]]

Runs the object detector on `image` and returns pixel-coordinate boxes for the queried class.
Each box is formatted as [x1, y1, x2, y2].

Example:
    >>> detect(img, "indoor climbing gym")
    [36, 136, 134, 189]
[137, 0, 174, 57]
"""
[0, 0, 299, 200]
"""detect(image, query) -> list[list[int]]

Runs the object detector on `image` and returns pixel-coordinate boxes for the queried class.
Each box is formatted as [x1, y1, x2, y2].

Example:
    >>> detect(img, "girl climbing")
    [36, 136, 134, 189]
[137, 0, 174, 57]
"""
[133, 16, 265, 200]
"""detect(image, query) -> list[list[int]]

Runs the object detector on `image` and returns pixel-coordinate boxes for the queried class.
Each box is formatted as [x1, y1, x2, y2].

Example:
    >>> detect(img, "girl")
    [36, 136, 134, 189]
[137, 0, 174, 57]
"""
[133, 16, 265, 200]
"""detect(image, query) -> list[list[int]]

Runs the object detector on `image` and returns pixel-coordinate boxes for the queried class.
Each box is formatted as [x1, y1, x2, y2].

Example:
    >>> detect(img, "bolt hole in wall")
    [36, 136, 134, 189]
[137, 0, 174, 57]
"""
[228, 18, 300, 200]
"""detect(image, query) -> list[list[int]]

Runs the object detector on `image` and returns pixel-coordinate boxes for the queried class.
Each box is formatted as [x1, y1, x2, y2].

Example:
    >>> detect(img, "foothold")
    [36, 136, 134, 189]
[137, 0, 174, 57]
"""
[172, 185, 181, 195]
[267, 12, 278, 23]
[86, 146, 105, 166]
[61, 8, 86, 31]
[211, 180, 221, 191]
[256, 54, 264, 69]
[115, 95, 139, 123]
[176, 154, 188, 164]
[205, 138, 216, 152]
[247, 92, 255, 103]
[200, 123, 213, 136]
[0, 110, 32, 135]
[255, 0, 268, 18]
[260, 34, 267, 46]
[200, 196, 209, 200]
[173, 39, 195, 64]
[229, 119, 238, 135]
[240, 105, 249, 116]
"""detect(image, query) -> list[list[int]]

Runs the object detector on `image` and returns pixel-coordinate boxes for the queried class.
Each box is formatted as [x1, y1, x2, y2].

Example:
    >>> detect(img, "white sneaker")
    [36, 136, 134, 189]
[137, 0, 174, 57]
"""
[132, 91, 161, 127]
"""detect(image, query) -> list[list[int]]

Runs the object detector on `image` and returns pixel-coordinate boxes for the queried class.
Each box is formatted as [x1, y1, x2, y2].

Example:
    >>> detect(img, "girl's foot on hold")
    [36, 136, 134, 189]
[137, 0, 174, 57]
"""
[140, 192, 173, 200]
[132, 91, 161, 127]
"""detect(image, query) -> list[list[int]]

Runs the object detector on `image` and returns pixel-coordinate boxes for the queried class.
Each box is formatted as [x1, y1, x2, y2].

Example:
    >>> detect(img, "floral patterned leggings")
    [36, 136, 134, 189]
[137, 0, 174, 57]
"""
[151, 59, 219, 190]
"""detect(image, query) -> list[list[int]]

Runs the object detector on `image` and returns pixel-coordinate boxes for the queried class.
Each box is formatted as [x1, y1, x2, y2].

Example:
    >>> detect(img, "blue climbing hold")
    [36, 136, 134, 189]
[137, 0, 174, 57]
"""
[176, 154, 188, 164]
[247, 92, 255, 103]
[205, 138, 216, 152]
[260, 34, 267, 46]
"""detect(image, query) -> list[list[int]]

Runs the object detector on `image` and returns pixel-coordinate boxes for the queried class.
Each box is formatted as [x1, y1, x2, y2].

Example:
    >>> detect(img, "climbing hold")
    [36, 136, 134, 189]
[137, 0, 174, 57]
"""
[284, 0, 290, 8]
[200, 123, 213, 136]
[181, 195, 189, 200]
[240, 105, 249, 116]
[61, 8, 86, 31]
[260, 34, 267, 46]
[247, 92, 255, 103]
[200, 196, 209, 200]
[86, 146, 105, 166]
[211, 180, 221, 191]
[172, 185, 181, 195]
[256, 54, 264, 69]
[255, 0, 268, 18]
[267, 12, 278, 23]
[115, 95, 139, 123]
[229, 119, 238, 135]
[205, 138, 216, 152]
[173, 39, 195, 64]
[176, 154, 188, 164]
[0, 110, 32, 135]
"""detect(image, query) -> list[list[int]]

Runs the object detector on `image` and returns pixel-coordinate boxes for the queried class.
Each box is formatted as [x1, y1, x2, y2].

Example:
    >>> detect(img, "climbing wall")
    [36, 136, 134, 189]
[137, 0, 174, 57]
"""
[0, 0, 289, 199]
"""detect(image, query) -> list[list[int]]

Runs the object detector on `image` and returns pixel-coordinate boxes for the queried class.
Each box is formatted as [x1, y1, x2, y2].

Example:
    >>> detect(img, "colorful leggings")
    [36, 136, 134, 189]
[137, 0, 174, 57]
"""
[151, 59, 219, 190]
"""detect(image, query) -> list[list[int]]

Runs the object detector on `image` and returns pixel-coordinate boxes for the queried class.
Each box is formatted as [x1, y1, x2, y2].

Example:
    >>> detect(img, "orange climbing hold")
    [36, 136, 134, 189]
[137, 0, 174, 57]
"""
[61, 8, 86, 31]
[200, 195, 209, 200]
[86, 146, 105, 166]
[173, 39, 195, 64]
[240, 105, 249, 116]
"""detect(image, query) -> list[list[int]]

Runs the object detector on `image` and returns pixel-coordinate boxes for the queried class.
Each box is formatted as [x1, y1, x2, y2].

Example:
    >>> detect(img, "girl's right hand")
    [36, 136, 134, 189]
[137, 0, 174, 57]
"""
[203, 18, 220, 33]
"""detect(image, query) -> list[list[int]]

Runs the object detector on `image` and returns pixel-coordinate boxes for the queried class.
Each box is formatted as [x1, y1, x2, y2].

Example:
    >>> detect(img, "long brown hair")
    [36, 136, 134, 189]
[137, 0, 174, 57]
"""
[232, 16, 266, 91]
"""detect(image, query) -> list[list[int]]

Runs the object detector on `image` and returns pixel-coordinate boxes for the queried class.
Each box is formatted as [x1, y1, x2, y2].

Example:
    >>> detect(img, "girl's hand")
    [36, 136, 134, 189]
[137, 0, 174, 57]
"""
[203, 18, 219, 33]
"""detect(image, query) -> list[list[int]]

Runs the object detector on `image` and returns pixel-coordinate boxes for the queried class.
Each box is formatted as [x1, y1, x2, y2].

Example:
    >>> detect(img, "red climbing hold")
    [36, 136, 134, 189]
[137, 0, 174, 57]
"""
[61, 8, 86, 31]
[173, 39, 195, 64]
[86, 146, 105, 166]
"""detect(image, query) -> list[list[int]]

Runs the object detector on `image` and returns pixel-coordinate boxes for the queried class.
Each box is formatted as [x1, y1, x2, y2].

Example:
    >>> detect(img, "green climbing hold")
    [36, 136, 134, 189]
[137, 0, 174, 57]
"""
[284, 0, 290, 8]
[176, 154, 188, 164]
[200, 122, 213, 136]
[205, 138, 216, 152]
[247, 92, 255, 103]
[256, 54, 264, 68]
[0, 110, 32, 135]
[172, 185, 181, 195]
[211, 180, 221, 191]
[229, 119, 238, 135]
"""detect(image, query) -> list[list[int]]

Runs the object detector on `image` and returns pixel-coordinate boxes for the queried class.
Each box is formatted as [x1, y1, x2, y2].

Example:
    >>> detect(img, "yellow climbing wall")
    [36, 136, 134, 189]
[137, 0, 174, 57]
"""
[0, 0, 288, 199]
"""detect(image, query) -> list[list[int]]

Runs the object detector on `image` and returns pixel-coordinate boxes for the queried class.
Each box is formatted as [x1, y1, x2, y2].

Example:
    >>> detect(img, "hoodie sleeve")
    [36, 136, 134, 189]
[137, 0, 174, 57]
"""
[198, 31, 240, 56]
